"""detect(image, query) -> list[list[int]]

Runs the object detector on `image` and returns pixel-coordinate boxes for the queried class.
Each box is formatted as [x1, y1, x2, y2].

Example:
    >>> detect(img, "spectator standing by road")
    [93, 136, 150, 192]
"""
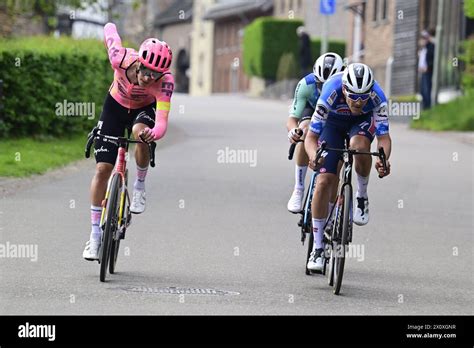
[418, 29, 436, 109]
[297, 26, 312, 76]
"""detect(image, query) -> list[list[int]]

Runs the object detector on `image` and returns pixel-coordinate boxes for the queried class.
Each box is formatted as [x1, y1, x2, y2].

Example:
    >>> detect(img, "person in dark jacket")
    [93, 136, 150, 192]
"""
[297, 26, 312, 76]
[418, 29, 435, 109]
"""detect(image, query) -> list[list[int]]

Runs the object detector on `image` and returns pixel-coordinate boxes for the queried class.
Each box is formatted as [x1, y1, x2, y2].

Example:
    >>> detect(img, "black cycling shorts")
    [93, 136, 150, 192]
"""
[94, 93, 156, 165]
[301, 102, 315, 122]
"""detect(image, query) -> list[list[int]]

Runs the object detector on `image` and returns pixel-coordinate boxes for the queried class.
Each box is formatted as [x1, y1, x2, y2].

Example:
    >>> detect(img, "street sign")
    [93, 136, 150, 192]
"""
[320, 0, 336, 15]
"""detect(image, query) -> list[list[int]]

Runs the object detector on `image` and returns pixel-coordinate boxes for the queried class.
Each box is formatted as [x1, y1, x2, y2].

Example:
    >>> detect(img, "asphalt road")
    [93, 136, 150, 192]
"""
[0, 94, 472, 315]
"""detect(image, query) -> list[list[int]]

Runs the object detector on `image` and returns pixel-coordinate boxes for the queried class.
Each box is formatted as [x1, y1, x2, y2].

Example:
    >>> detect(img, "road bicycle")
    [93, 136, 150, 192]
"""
[289, 132, 387, 295]
[85, 126, 156, 282]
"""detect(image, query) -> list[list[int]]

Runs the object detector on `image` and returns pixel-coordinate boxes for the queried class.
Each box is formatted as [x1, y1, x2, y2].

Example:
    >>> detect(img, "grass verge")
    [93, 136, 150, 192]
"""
[0, 135, 86, 177]
[410, 94, 474, 131]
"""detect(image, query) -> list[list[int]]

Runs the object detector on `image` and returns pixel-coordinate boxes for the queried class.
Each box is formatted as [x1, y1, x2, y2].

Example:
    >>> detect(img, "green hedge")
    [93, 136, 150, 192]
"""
[243, 17, 303, 79]
[465, 0, 474, 18]
[0, 36, 113, 138]
[310, 38, 346, 63]
[243, 17, 346, 80]
[411, 94, 474, 131]
[460, 39, 474, 95]
[276, 52, 298, 81]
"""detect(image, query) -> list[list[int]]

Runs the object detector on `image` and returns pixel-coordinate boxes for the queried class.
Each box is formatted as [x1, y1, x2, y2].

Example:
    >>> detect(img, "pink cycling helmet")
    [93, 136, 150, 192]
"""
[138, 38, 172, 73]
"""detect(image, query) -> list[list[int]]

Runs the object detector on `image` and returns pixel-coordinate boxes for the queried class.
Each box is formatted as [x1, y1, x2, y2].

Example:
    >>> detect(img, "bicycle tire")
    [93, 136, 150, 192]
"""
[333, 184, 352, 295]
[305, 218, 314, 275]
[100, 173, 121, 282]
[109, 238, 120, 274]
[109, 169, 127, 274]
[328, 204, 342, 286]
[328, 244, 335, 286]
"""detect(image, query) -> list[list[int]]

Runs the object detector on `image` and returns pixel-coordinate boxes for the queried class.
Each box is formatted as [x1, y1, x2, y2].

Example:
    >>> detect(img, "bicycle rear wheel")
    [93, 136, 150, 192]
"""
[100, 173, 121, 282]
[333, 184, 352, 295]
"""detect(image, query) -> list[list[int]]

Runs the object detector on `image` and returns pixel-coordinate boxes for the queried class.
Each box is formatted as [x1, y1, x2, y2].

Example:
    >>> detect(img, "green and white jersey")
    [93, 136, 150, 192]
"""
[289, 73, 321, 119]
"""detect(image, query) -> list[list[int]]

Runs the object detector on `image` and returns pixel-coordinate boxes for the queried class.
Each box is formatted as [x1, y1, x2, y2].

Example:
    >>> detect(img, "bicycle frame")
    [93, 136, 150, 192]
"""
[100, 145, 128, 231]
[303, 171, 317, 228]
[331, 146, 354, 244]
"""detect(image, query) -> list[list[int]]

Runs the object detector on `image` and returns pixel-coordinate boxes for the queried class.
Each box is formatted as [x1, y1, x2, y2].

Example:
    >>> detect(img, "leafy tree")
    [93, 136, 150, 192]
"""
[465, 0, 474, 18]
[0, 0, 100, 37]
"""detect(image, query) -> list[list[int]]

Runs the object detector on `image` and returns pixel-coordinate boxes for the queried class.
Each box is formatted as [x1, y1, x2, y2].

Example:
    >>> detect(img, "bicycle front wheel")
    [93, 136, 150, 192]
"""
[333, 184, 352, 295]
[110, 169, 127, 274]
[100, 173, 121, 282]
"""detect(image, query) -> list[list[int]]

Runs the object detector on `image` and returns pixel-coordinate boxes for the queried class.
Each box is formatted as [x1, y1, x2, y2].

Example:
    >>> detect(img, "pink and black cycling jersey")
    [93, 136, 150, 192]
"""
[104, 23, 174, 138]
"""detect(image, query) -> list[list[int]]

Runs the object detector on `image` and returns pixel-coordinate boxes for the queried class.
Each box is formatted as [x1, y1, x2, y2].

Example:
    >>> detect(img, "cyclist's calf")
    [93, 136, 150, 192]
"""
[94, 163, 114, 182]
[312, 173, 338, 219]
[132, 124, 150, 167]
[91, 163, 114, 206]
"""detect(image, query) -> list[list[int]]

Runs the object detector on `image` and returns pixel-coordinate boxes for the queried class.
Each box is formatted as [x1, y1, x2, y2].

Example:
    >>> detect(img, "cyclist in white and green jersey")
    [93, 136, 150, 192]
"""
[287, 52, 344, 213]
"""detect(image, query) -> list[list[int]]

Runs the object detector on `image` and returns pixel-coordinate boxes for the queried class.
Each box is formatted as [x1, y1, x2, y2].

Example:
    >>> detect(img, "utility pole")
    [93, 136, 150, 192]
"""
[431, 0, 444, 106]
[320, 0, 336, 55]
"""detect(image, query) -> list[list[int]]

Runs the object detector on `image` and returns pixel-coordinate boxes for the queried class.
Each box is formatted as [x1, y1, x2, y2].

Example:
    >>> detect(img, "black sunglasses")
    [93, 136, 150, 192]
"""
[138, 64, 162, 79]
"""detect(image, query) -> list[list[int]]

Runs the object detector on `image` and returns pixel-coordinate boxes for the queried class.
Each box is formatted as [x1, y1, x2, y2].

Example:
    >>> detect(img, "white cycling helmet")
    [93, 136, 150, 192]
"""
[342, 63, 375, 93]
[313, 52, 344, 82]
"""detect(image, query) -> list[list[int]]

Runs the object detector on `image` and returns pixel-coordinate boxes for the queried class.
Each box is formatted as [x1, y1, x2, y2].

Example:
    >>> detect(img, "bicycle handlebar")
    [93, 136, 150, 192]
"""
[314, 141, 388, 178]
[287, 128, 304, 160]
[85, 127, 157, 168]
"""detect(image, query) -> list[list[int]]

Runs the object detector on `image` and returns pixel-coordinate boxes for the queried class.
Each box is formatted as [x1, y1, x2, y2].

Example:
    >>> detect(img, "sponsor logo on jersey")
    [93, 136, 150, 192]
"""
[327, 90, 338, 105]
[136, 111, 155, 124]
[161, 81, 174, 97]
[377, 105, 387, 116]
[316, 105, 328, 116]
[372, 94, 381, 105]
[293, 84, 300, 109]
[335, 107, 351, 115]
[117, 80, 127, 95]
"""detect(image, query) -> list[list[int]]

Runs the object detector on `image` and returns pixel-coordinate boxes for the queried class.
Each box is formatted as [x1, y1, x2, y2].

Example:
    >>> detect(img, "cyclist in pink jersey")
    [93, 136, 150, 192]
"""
[83, 22, 174, 261]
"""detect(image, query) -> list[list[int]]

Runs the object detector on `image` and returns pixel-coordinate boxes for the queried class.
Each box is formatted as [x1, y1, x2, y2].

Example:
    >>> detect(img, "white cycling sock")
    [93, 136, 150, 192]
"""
[90, 205, 102, 241]
[312, 218, 327, 251]
[134, 165, 148, 191]
[294, 165, 308, 190]
[356, 173, 369, 199]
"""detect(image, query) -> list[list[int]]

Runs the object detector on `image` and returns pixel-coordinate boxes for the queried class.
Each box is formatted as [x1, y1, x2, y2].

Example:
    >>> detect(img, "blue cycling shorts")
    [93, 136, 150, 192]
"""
[317, 113, 376, 175]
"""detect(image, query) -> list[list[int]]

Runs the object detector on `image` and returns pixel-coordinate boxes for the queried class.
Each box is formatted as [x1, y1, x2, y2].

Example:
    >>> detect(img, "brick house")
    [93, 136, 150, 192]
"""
[346, 0, 467, 97]
[154, 0, 194, 93]
[203, 0, 274, 93]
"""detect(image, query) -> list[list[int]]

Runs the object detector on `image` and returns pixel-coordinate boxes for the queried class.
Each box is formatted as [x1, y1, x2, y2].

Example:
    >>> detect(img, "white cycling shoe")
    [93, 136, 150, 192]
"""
[354, 197, 369, 226]
[307, 248, 325, 272]
[287, 188, 304, 213]
[130, 189, 146, 214]
[83, 240, 100, 261]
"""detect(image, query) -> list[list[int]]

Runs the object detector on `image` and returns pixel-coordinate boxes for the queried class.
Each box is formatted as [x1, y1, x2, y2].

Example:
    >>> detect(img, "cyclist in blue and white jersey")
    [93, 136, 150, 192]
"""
[304, 63, 392, 271]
